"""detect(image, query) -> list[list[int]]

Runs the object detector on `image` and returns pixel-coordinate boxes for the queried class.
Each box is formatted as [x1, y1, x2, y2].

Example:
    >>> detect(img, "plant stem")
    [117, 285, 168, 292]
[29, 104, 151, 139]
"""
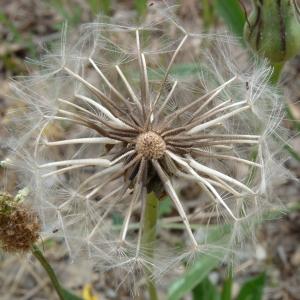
[221, 266, 233, 299]
[142, 192, 159, 300]
[270, 62, 284, 84]
[31, 244, 66, 300]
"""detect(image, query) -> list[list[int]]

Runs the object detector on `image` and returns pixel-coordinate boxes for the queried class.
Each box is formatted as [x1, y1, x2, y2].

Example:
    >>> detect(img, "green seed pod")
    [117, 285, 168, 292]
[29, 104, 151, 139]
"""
[244, 0, 300, 63]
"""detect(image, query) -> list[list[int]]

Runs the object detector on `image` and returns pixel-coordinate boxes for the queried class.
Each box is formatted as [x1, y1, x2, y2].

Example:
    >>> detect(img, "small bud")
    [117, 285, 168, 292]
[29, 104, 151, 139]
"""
[0, 192, 40, 253]
[244, 0, 300, 63]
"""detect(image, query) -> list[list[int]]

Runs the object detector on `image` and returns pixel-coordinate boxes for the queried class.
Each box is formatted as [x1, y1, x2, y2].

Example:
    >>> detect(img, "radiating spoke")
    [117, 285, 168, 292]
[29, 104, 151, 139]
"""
[166, 133, 259, 143]
[75, 94, 128, 128]
[196, 139, 259, 146]
[152, 159, 198, 247]
[153, 35, 188, 108]
[110, 149, 136, 165]
[46, 137, 120, 146]
[154, 80, 178, 122]
[89, 58, 129, 105]
[186, 100, 247, 130]
[190, 99, 232, 123]
[82, 155, 141, 200]
[120, 159, 145, 242]
[58, 98, 99, 120]
[56, 105, 123, 136]
[63, 66, 137, 130]
[177, 171, 221, 201]
[191, 149, 261, 168]
[187, 156, 255, 194]
[44, 115, 87, 126]
[39, 158, 111, 168]
[34, 122, 50, 159]
[64, 67, 120, 112]
[115, 65, 142, 110]
[166, 151, 240, 221]
[141, 52, 150, 109]
[135, 29, 150, 123]
[161, 76, 237, 130]
[188, 105, 250, 134]
[178, 171, 241, 196]
[89, 58, 142, 129]
[77, 163, 122, 192]
[42, 164, 87, 178]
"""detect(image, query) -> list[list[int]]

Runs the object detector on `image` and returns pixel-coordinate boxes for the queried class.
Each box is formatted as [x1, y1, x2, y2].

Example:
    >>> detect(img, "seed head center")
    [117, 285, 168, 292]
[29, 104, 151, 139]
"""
[136, 132, 166, 159]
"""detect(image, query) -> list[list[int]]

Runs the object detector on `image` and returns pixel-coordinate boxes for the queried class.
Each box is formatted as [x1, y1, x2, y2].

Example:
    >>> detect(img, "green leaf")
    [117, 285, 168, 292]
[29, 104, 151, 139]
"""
[62, 288, 83, 300]
[168, 225, 231, 300]
[213, 0, 245, 37]
[193, 277, 220, 300]
[167, 254, 221, 300]
[236, 273, 266, 300]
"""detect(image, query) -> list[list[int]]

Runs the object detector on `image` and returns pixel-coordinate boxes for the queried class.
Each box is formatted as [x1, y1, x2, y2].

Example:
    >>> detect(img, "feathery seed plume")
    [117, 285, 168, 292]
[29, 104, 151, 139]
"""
[8, 6, 287, 281]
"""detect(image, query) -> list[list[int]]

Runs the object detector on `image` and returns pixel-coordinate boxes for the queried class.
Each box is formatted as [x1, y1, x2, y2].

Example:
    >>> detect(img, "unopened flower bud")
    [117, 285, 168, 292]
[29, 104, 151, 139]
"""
[244, 0, 300, 63]
[0, 192, 40, 253]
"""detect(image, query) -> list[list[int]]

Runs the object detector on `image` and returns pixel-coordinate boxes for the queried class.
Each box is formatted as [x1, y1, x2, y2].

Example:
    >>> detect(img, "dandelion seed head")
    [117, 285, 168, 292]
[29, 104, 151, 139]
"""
[6, 3, 289, 283]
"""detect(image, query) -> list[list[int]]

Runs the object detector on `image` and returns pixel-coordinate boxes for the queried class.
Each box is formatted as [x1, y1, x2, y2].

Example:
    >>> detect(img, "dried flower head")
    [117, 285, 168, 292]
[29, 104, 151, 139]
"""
[8, 7, 287, 279]
[0, 192, 40, 253]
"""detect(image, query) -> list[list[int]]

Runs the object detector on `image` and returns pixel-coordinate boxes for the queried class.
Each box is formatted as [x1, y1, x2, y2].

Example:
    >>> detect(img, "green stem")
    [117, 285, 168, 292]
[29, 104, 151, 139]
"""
[270, 62, 284, 84]
[142, 192, 159, 300]
[31, 244, 66, 300]
[221, 266, 233, 299]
